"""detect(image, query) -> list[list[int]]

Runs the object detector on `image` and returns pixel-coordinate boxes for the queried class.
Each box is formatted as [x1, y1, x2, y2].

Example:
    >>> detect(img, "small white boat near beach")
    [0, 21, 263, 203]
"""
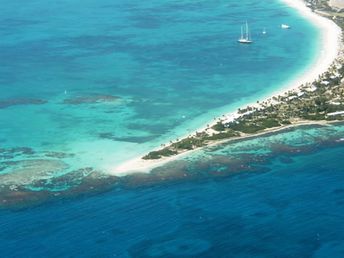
[281, 24, 291, 29]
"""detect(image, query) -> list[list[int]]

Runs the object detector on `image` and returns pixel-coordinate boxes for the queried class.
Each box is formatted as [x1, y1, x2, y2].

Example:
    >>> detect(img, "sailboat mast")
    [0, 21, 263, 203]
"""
[246, 21, 249, 40]
[238, 21, 252, 43]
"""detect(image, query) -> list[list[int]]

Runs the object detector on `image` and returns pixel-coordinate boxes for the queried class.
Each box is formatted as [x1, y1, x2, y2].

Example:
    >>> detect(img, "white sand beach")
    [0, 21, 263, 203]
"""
[279, 0, 342, 95]
[109, 0, 343, 176]
[329, 0, 344, 9]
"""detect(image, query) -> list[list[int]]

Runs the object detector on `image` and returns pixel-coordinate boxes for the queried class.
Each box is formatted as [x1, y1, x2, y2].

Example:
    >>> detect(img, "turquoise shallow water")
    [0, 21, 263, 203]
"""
[0, 0, 320, 185]
[3, 2, 344, 256]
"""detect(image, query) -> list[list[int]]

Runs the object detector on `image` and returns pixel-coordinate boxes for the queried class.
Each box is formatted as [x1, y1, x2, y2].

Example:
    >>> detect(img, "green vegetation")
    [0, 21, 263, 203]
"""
[171, 137, 204, 150]
[142, 149, 177, 160]
[281, 120, 291, 125]
[226, 118, 280, 134]
[212, 122, 226, 132]
[143, 2, 344, 160]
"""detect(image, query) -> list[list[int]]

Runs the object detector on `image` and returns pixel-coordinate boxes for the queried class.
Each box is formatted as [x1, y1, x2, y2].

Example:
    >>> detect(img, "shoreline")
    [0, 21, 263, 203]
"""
[111, 120, 340, 176]
[277, 0, 342, 96]
[109, 0, 343, 176]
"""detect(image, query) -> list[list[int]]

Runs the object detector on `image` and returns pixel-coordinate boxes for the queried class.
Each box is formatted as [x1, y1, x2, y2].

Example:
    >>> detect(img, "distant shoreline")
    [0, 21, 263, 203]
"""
[109, 0, 343, 176]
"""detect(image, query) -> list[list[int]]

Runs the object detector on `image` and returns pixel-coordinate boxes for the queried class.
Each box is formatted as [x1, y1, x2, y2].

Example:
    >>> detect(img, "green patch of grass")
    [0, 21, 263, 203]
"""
[226, 118, 280, 134]
[260, 118, 280, 128]
[301, 113, 326, 120]
[227, 122, 263, 134]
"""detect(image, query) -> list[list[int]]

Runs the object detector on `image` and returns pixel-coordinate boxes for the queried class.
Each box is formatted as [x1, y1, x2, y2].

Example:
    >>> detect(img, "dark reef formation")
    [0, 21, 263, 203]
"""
[0, 98, 47, 109]
[63, 94, 120, 105]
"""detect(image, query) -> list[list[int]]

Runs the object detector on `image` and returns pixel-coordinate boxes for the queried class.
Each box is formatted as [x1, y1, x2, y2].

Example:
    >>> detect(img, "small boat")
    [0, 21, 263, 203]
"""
[262, 27, 267, 34]
[281, 24, 291, 29]
[238, 21, 252, 44]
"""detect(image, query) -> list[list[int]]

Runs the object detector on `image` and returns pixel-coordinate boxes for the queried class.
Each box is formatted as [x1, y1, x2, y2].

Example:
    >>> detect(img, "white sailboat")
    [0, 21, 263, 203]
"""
[238, 21, 252, 44]
[262, 27, 267, 34]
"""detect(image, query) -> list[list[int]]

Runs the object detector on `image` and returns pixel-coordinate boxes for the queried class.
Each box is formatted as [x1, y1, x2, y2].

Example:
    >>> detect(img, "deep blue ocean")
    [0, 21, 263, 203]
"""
[1, 124, 344, 257]
[1, 0, 344, 257]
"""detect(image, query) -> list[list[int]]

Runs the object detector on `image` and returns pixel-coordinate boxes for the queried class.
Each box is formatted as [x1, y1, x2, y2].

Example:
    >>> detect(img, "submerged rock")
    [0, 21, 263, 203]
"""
[44, 151, 75, 159]
[0, 147, 35, 160]
[0, 98, 47, 109]
[99, 132, 156, 143]
[63, 94, 120, 105]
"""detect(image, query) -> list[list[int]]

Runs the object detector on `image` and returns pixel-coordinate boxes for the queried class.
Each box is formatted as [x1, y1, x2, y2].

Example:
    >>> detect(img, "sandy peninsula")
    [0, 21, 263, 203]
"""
[110, 0, 343, 176]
